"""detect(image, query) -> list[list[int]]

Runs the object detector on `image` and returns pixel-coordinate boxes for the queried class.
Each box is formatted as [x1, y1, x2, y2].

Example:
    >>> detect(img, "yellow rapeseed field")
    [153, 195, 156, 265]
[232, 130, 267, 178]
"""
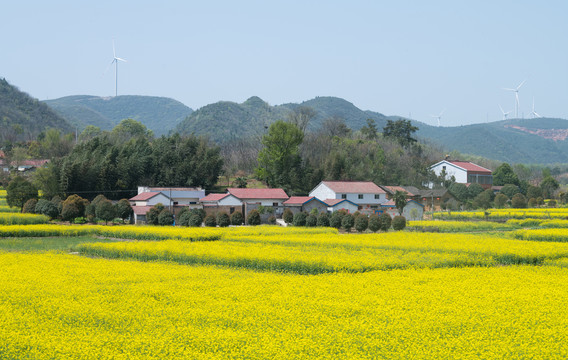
[3, 220, 568, 358]
[0, 212, 50, 225]
[0, 253, 568, 359]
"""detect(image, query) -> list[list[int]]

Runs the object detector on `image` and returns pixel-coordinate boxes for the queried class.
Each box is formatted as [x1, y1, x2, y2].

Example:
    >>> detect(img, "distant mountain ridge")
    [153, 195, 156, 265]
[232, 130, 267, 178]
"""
[0, 78, 73, 142]
[175, 96, 391, 143]
[416, 117, 568, 164]
[44, 95, 193, 136]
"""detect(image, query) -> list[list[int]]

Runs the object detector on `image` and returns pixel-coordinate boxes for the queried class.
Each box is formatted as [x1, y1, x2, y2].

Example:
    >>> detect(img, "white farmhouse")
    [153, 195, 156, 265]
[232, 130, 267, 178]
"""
[429, 159, 493, 189]
[309, 181, 387, 215]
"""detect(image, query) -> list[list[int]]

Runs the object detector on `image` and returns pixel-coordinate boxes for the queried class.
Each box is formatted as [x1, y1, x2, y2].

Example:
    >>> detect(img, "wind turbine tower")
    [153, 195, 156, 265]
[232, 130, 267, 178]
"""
[108, 40, 127, 97]
[530, 97, 541, 118]
[498, 104, 511, 120]
[430, 109, 445, 127]
[503, 80, 525, 119]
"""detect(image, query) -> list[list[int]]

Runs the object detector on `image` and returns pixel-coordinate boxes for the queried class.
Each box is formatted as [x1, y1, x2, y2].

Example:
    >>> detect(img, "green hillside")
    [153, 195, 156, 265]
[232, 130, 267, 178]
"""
[44, 95, 193, 136]
[175, 96, 391, 143]
[416, 118, 568, 163]
[0, 78, 73, 143]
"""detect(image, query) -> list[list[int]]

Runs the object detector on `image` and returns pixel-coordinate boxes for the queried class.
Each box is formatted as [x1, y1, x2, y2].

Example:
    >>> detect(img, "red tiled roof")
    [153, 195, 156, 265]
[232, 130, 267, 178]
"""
[283, 196, 314, 205]
[200, 193, 229, 202]
[322, 181, 385, 194]
[131, 205, 153, 215]
[381, 200, 396, 207]
[129, 192, 163, 201]
[381, 186, 415, 196]
[324, 199, 354, 206]
[228, 188, 288, 200]
[148, 187, 202, 191]
[11, 159, 49, 167]
[449, 161, 491, 174]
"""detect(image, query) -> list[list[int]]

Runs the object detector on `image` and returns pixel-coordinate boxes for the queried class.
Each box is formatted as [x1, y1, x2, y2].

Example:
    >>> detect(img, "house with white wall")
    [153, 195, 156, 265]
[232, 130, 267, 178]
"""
[283, 196, 329, 215]
[227, 188, 289, 217]
[200, 193, 243, 217]
[130, 186, 206, 224]
[428, 160, 493, 189]
[309, 181, 387, 215]
[380, 199, 424, 220]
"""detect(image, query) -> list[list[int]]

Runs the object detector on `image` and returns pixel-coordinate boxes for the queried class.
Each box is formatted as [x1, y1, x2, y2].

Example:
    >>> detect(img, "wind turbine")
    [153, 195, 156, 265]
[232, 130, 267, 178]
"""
[498, 104, 511, 120]
[106, 40, 127, 97]
[503, 80, 526, 118]
[430, 109, 445, 127]
[530, 97, 541, 118]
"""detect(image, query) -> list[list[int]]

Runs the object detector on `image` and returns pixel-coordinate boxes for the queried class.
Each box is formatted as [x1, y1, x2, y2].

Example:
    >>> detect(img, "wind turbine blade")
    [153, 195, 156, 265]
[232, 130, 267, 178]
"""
[439, 109, 445, 116]
[498, 104, 504, 114]
[102, 60, 114, 77]
[113, 40, 116, 58]
[534, 112, 541, 118]
[503, 88, 516, 91]
[115, 57, 127, 62]
[517, 79, 526, 90]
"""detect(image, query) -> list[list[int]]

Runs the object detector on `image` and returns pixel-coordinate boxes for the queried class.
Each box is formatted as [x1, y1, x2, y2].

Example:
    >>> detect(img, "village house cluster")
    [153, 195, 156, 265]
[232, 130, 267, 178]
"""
[129, 159, 494, 225]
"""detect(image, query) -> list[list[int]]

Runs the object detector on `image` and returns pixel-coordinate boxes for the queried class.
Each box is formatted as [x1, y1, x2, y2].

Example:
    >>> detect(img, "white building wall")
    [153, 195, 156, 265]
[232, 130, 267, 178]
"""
[430, 161, 467, 183]
[218, 195, 243, 206]
[309, 183, 336, 200]
[146, 194, 172, 207]
[328, 202, 358, 214]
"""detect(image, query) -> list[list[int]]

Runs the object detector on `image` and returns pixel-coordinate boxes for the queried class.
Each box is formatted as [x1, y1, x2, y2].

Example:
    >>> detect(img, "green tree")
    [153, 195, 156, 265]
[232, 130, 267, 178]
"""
[341, 213, 355, 232]
[392, 216, 406, 231]
[500, 184, 520, 199]
[6, 176, 38, 211]
[158, 209, 174, 226]
[467, 183, 484, 199]
[360, 118, 378, 140]
[293, 212, 307, 226]
[355, 215, 368, 232]
[511, 193, 527, 208]
[494, 193, 509, 208]
[96, 199, 116, 225]
[115, 199, 133, 223]
[282, 208, 294, 224]
[382, 119, 418, 147]
[204, 214, 217, 227]
[448, 183, 469, 202]
[472, 189, 493, 209]
[316, 213, 330, 227]
[379, 213, 392, 232]
[217, 212, 230, 227]
[111, 119, 153, 142]
[330, 212, 343, 229]
[526, 185, 542, 200]
[305, 214, 317, 227]
[146, 203, 165, 225]
[368, 214, 380, 232]
[247, 210, 261, 226]
[256, 120, 304, 193]
[231, 211, 244, 226]
[492, 163, 520, 186]
[22, 198, 38, 213]
[393, 190, 408, 216]
[540, 176, 559, 199]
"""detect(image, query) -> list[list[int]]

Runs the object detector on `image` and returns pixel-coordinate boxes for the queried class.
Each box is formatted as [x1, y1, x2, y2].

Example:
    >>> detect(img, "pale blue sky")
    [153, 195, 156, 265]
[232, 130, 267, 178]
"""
[1, 0, 566, 126]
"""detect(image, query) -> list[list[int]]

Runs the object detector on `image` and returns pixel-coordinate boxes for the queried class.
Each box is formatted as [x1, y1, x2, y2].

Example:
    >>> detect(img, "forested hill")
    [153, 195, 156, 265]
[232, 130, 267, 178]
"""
[175, 96, 391, 143]
[44, 95, 193, 136]
[0, 78, 73, 143]
[416, 118, 568, 164]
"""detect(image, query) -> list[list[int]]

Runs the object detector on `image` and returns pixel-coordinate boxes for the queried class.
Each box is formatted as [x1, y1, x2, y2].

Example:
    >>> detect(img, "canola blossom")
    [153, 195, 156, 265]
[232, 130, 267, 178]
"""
[0, 212, 50, 225]
[434, 208, 568, 220]
[514, 228, 568, 242]
[0, 205, 19, 213]
[407, 220, 517, 232]
[0, 253, 568, 359]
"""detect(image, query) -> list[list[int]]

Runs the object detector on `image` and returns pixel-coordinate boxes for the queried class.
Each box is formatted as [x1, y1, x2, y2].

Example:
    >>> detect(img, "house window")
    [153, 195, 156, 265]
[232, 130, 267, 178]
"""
[230, 207, 235, 214]
[189, 201, 197, 205]
[173, 202, 179, 205]
[442, 165, 446, 171]
[358, 206, 363, 210]
[374, 194, 380, 199]
[273, 202, 278, 207]
[371, 205, 378, 209]
[358, 194, 363, 199]
[341, 194, 347, 199]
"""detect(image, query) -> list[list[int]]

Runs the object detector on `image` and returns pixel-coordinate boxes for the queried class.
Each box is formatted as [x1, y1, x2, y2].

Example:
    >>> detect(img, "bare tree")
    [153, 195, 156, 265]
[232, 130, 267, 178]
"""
[288, 106, 316, 134]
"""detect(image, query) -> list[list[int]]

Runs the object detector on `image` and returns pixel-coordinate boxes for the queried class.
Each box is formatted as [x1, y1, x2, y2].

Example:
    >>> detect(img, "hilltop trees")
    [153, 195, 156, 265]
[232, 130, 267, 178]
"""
[256, 121, 305, 194]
